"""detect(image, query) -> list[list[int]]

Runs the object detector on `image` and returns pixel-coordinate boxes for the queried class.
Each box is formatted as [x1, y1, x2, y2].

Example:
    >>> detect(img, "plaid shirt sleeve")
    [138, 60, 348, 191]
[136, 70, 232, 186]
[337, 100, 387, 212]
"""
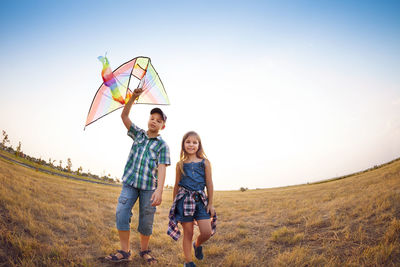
[211, 212, 217, 237]
[167, 189, 186, 241]
[158, 142, 171, 166]
[127, 123, 143, 140]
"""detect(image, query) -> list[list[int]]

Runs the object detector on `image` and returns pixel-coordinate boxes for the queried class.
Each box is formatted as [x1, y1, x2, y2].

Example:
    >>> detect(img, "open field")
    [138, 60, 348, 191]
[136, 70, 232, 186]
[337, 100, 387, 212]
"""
[0, 156, 399, 266]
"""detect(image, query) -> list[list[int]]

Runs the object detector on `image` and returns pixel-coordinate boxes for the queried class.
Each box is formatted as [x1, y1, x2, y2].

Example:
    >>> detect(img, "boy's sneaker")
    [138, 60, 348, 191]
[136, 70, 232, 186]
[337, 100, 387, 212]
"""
[193, 242, 204, 260]
[184, 262, 196, 267]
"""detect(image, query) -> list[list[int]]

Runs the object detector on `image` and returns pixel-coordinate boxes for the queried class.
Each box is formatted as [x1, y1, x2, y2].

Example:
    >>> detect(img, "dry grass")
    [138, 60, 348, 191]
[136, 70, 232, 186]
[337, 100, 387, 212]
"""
[0, 155, 399, 266]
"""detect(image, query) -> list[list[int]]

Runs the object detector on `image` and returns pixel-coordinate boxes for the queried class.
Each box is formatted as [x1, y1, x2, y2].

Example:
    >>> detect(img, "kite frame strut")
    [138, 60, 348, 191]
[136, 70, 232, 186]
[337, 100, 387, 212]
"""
[84, 56, 169, 130]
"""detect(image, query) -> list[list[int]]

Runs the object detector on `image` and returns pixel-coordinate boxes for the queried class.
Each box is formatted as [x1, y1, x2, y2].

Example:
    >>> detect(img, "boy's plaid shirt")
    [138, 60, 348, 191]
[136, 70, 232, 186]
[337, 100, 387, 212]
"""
[167, 187, 217, 241]
[122, 123, 170, 190]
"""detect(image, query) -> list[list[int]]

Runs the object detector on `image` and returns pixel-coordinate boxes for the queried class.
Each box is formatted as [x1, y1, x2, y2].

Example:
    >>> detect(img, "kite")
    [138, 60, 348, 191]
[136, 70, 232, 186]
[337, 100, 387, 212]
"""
[84, 56, 170, 129]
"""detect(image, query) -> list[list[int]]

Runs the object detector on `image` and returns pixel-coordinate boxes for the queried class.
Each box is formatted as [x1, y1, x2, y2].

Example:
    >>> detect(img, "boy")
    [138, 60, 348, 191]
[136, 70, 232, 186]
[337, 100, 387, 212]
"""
[106, 88, 170, 263]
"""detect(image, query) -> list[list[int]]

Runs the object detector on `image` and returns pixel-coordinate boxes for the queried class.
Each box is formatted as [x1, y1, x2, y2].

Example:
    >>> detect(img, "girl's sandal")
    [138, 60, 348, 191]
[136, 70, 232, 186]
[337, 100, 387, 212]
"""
[139, 250, 157, 264]
[105, 250, 131, 262]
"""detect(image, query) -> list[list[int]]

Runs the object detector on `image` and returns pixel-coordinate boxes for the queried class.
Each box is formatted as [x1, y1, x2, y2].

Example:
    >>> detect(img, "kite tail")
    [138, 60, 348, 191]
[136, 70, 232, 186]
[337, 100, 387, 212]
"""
[98, 55, 125, 105]
[124, 90, 140, 104]
[125, 91, 133, 104]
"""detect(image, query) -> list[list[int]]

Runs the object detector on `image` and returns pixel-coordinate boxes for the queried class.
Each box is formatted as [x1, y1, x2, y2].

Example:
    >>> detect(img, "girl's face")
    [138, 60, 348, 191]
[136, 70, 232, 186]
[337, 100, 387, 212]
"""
[184, 135, 200, 156]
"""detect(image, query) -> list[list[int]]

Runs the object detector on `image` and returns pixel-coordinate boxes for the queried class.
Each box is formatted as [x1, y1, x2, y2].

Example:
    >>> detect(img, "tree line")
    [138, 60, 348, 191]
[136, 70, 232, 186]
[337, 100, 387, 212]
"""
[1, 130, 119, 184]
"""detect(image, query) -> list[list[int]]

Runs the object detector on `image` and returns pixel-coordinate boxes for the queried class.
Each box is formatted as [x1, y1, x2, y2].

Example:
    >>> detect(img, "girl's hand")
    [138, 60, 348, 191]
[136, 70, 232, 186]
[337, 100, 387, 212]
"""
[207, 204, 215, 217]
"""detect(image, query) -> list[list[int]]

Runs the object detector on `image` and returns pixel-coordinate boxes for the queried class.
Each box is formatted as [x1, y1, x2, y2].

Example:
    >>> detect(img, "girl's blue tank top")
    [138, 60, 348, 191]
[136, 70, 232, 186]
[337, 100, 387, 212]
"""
[178, 159, 206, 191]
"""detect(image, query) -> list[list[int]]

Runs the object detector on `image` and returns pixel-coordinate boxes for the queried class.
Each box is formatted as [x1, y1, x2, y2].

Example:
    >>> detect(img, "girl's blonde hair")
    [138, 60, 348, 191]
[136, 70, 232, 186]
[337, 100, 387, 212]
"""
[177, 131, 207, 175]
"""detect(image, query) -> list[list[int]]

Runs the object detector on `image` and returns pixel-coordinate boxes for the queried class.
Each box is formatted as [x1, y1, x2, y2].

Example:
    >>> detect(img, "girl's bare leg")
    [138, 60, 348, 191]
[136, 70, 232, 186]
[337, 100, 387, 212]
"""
[182, 222, 195, 263]
[195, 219, 212, 247]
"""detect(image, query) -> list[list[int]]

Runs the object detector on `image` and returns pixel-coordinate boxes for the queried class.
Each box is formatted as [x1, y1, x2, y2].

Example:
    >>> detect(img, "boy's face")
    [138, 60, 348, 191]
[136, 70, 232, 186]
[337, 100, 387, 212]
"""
[147, 113, 165, 133]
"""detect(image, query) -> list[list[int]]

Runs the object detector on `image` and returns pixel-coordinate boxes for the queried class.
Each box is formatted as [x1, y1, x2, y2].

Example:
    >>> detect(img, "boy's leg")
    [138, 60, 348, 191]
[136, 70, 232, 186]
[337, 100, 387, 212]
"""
[140, 233, 151, 251]
[139, 234, 156, 264]
[137, 189, 156, 239]
[138, 189, 157, 263]
[116, 186, 139, 250]
[182, 222, 195, 263]
[118, 230, 131, 252]
[195, 219, 212, 247]
[106, 184, 139, 260]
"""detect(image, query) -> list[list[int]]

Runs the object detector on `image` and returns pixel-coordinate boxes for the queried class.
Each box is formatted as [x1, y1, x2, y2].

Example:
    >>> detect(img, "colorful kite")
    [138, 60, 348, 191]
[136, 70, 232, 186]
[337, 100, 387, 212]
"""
[84, 56, 170, 129]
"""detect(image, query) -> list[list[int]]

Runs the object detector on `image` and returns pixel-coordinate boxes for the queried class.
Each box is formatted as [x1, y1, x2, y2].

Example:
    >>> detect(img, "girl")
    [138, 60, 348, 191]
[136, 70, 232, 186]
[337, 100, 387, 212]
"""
[167, 131, 216, 267]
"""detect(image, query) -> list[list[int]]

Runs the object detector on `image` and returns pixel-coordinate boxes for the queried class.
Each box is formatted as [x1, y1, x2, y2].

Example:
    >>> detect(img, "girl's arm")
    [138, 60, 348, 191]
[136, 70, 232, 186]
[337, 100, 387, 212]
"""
[204, 159, 215, 217]
[173, 163, 182, 200]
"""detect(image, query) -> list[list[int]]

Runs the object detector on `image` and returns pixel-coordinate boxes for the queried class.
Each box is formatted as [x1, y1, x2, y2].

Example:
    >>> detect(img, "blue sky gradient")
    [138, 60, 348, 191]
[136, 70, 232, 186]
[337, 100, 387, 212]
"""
[1, 0, 399, 189]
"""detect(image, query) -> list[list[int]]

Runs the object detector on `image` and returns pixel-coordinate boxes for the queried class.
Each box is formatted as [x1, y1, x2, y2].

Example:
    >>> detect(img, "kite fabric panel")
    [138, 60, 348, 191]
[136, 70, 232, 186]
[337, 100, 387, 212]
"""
[84, 56, 170, 129]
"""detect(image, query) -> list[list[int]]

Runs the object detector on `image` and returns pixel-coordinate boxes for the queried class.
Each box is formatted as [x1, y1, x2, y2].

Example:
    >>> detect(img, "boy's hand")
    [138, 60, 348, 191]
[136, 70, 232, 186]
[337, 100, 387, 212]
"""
[150, 188, 162, 206]
[207, 204, 215, 217]
[132, 88, 144, 99]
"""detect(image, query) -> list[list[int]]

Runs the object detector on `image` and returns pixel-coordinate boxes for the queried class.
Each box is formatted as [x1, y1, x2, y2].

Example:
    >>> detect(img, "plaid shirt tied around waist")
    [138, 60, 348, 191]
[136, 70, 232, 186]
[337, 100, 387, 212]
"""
[167, 187, 217, 241]
[122, 123, 170, 190]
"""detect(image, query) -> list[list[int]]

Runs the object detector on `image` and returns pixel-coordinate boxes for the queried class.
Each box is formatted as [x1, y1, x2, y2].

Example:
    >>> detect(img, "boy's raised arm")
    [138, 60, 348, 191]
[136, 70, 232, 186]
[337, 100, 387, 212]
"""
[121, 88, 143, 130]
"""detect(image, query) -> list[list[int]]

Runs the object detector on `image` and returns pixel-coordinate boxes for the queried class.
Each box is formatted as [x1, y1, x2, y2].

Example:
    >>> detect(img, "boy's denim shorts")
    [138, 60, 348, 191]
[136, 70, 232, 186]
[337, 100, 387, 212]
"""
[116, 183, 156, 235]
[175, 193, 211, 223]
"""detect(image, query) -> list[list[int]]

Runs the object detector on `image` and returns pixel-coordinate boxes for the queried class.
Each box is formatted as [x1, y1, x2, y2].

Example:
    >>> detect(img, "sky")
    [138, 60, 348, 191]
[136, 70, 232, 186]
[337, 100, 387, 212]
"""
[0, 0, 399, 190]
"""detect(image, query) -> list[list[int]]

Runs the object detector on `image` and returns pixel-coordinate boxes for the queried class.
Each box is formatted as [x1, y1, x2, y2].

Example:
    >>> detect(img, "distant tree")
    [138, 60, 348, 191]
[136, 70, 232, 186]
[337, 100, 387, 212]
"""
[1, 130, 10, 148]
[15, 141, 22, 157]
[59, 160, 63, 169]
[48, 158, 56, 167]
[67, 158, 72, 172]
[77, 166, 83, 175]
[240, 187, 248, 192]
